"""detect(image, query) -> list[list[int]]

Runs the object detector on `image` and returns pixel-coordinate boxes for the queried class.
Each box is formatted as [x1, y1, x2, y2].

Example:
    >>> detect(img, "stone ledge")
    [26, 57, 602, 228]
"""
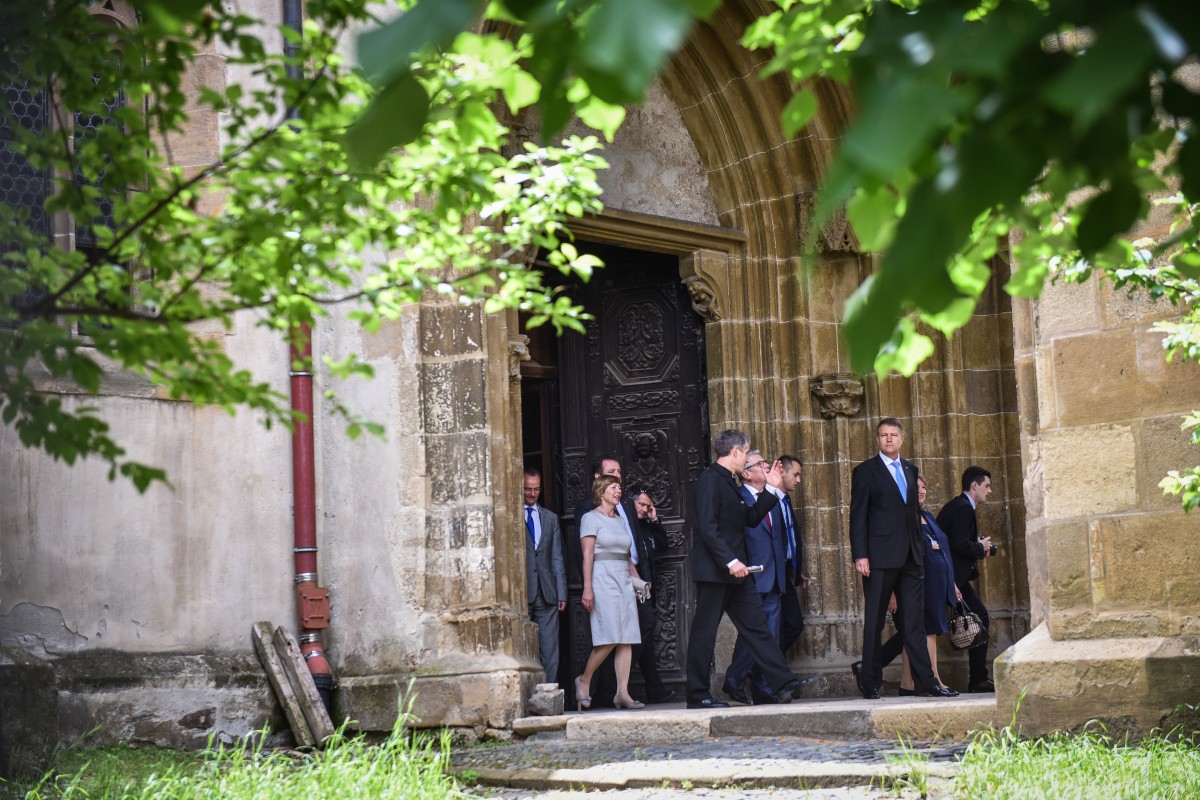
[996, 621, 1200, 738]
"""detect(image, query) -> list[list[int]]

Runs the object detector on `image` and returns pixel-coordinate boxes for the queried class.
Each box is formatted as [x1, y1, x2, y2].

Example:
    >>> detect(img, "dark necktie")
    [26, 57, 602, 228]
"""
[526, 506, 536, 547]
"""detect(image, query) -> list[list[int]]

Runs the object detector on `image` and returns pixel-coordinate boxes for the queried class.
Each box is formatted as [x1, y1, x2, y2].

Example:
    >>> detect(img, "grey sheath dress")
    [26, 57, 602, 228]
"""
[580, 509, 641, 646]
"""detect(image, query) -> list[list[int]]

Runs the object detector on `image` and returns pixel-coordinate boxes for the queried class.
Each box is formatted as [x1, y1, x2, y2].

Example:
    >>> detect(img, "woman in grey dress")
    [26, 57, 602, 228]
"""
[574, 474, 644, 711]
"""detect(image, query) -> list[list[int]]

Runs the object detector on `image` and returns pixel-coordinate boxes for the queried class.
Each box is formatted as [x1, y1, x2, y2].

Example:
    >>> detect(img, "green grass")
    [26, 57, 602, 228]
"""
[12, 721, 464, 800]
[954, 727, 1200, 799]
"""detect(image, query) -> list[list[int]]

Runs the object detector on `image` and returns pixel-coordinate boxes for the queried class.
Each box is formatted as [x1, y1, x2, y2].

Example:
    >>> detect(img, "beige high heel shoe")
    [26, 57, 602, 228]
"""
[574, 675, 592, 711]
[613, 694, 645, 710]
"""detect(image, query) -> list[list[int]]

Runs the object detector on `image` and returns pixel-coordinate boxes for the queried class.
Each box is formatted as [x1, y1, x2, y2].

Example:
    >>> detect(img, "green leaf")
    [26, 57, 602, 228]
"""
[845, 185, 898, 253]
[780, 88, 817, 139]
[357, 0, 484, 85]
[1077, 178, 1143, 257]
[1040, 14, 1157, 131]
[871, 317, 935, 378]
[575, 95, 626, 141]
[344, 72, 430, 168]
[578, 0, 697, 104]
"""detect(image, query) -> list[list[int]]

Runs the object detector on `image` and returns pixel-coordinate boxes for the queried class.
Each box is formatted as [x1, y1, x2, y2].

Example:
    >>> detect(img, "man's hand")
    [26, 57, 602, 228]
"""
[765, 459, 784, 488]
[728, 559, 750, 578]
[557, 600, 567, 612]
[854, 557, 870, 577]
[980, 536, 993, 556]
[800, 573, 809, 590]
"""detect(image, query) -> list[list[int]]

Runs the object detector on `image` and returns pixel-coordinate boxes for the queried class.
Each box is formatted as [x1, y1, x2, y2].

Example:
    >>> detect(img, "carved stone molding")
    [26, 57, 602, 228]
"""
[507, 334, 530, 382]
[797, 193, 860, 255]
[810, 373, 865, 419]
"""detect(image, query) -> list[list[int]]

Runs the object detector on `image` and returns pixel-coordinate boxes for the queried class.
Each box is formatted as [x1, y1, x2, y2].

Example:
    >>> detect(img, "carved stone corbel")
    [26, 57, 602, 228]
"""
[682, 276, 721, 322]
[508, 334, 530, 382]
[797, 192, 860, 255]
[810, 373, 865, 419]
[680, 250, 728, 323]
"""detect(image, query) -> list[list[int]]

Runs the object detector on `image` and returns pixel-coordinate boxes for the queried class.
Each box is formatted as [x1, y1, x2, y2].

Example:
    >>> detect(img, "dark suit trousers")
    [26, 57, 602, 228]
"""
[957, 578, 991, 683]
[780, 583, 804, 655]
[633, 599, 664, 696]
[861, 559, 935, 691]
[686, 580, 794, 703]
[725, 589, 782, 696]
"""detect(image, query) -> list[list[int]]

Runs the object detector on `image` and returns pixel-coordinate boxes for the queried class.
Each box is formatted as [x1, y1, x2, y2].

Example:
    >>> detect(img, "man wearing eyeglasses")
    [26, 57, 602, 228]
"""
[685, 429, 806, 710]
[524, 468, 566, 683]
[722, 450, 790, 704]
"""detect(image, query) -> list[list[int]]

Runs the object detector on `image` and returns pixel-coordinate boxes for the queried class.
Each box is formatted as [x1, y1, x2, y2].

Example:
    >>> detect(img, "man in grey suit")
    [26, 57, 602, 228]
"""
[524, 468, 566, 681]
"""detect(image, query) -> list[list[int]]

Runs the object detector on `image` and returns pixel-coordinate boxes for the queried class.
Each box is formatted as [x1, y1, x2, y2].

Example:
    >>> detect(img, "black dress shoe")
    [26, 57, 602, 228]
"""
[721, 680, 750, 704]
[967, 679, 995, 693]
[916, 684, 957, 697]
[646, 689, 680, 704]
[772, 681, 811, 705]
[850, 661, 865, 694]
[687, 697, 730, 710]
[898, 687, 916, 696]
[862, 687, 881, 700]
[773, 675, 816, 705]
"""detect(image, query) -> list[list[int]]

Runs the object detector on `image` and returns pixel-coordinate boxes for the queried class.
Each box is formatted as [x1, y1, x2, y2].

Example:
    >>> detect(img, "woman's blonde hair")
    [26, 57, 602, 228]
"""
[591, 474, 621, 507]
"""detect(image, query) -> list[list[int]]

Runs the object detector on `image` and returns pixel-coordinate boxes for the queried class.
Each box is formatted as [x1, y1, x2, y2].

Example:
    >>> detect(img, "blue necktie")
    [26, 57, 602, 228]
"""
[526, 506, 536, 547]
[891, 460, 908, 501]
[782, 498, 796, 569]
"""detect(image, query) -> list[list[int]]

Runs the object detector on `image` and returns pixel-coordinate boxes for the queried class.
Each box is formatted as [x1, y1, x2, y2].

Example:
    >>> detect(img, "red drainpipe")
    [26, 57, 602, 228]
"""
[281, 0, 333, 714]
[290, 323, 334, 711]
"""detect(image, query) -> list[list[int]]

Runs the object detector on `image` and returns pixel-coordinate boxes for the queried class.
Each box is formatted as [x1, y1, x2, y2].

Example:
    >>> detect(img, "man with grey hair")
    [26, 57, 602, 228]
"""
[684, 429, 805, 709]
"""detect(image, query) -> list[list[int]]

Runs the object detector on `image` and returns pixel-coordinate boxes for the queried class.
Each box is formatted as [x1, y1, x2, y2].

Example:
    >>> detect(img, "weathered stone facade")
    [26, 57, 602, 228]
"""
[1, 0, 1195, 759]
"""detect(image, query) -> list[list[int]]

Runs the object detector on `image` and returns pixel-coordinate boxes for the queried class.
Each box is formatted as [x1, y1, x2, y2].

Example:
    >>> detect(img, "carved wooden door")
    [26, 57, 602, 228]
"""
[556, 245, 708, 700]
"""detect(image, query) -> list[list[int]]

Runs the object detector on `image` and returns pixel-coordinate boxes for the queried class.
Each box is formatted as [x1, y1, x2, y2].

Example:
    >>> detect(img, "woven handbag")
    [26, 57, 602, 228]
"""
[948, 603, 987, 650]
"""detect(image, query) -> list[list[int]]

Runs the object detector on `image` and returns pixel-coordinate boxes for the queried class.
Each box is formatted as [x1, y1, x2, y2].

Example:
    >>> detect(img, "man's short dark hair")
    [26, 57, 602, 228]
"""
[524, 467, 541, 480]
[713, 429, 750, 458]
[961, 466, 991, 493]
[778, 454, 802, 471]
[877, 417, 905, 435]
[592, 454, 621, 475]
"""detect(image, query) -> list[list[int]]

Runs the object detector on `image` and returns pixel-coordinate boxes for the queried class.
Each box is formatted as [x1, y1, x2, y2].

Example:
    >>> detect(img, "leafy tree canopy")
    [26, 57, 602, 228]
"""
[359, 0, 1200, 509]
[0, 0, 607, 490]
[4, 0, 1199, 510]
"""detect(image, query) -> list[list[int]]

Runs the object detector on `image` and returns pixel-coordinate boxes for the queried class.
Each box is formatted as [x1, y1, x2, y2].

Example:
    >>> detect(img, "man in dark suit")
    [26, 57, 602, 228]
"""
[572, 455, 667, 703]
[849, 418, 952, 699]
[936, 465, 996, 693]
[775, 455, 807, 667]
[722, 450, 788, 703]
[524, 468, 566, 682]
[685, 429, 805, 710]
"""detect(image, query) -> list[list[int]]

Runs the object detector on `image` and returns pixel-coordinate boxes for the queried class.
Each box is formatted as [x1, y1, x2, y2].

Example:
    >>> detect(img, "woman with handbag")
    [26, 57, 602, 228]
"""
[575, 475, 646, 711]
[897, 475, 962, 696]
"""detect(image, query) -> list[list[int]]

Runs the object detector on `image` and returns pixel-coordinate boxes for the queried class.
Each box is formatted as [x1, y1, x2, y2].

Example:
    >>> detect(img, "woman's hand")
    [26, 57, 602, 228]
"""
[955, 586, 963, 603]
[582, 587, 595, 612]
[887, 593, 898, 615]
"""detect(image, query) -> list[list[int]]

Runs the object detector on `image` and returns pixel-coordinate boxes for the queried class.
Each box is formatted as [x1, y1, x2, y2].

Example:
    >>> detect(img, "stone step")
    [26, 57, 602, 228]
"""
[513, 694, 999, 744]
[472, 696, 998, 792]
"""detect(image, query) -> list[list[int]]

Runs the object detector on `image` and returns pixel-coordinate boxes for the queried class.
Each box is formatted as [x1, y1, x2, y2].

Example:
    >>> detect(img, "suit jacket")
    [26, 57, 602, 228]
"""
[739, 485, 787, 594]
[848, 454, 922, 570]
[936, 493, 987, 584]
[691, 462, 778, 584]
[526, 505, 566, 606]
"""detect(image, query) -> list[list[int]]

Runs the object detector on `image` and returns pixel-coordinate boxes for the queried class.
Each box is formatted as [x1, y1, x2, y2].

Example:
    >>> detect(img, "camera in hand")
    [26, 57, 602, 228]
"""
[988, 544, 998, 556]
